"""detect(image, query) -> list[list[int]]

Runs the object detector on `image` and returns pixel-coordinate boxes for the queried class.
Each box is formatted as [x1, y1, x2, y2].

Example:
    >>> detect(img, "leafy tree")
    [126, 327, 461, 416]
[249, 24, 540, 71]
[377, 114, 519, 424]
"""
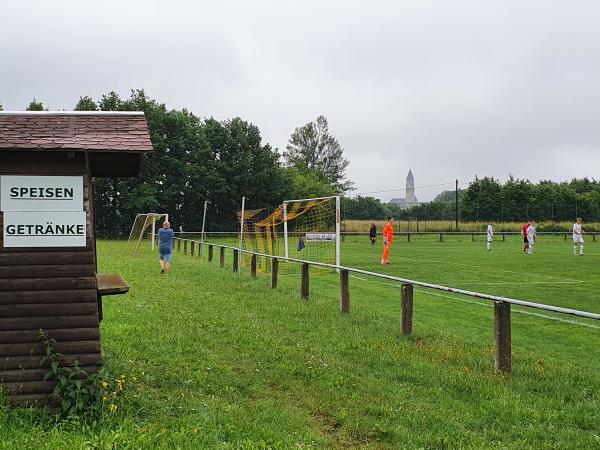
[26, 98, 46, 111]
[74, 96, 98, 111]
[342, 196, 389, 220]
[284, 115, 353, 192]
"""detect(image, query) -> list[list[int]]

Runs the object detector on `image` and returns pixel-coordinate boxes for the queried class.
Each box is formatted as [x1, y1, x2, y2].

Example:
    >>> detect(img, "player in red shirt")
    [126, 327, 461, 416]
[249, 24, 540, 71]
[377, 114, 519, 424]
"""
[521, 221, 531, 253]
[381, 216, 395, 265]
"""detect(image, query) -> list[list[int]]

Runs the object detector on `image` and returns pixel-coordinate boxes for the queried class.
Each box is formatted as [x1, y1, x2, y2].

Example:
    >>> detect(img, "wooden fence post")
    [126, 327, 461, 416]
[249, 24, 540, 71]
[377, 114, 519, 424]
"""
[172, 237, 176, 250]
[251, 254, 257, 278]
[271, 258, 279, 289]
[208, 244, 213, 262]
[471, 233, 475, 242]
[177, 238, 181, 252]
[400, 284, 414, 335]
[494, 301, 512, 373]
[233, 249, 239, 273]
[439, 233, 443, 242]
[190, 241, 195, 257]
[502, 233, 505, 241]
[594, 233, 597, 243]
[220, 247, 225, 268]
[564, 233, 567, 241]
[184, 239, 188, 255]
[407, 233, 410, 243]
[340, 269, 350, 314]
[301, 263, 309, 300]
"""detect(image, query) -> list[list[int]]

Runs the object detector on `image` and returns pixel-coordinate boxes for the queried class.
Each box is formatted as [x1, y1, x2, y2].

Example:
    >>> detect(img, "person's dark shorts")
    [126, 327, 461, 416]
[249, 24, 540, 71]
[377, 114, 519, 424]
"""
[523, 237, 528, 244]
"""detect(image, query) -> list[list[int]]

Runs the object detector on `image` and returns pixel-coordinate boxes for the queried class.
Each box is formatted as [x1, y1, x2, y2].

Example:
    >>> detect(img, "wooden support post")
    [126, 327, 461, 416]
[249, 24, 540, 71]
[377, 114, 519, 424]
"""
[191, 241, 195, 257]
[502, 233, 505, 241]
[220, 246, 225, 268]
[439, 233, 443, 242]
[340, 269, 350, 314]
[208, 244, 213, 262]
[172, 237, 176, 250]
[471, 233, 475, 242]
[564, 233, 567, 241]
[400, 284, 414, 335]
[177, 238, 181, 252]
[271, 258, 278, 289]
[233, 249, 239, 273]
[251, 254, 257, 278]
[184, 239, 188, 255]
[494, 301, 512, 373]
[407, 233, 410, 242]
[301, 263, 309, 300]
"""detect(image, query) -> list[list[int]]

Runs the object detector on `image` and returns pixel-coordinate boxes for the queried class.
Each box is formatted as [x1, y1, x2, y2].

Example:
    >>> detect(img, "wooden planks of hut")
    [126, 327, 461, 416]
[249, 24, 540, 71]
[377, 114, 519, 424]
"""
[0, 111, 152, 407]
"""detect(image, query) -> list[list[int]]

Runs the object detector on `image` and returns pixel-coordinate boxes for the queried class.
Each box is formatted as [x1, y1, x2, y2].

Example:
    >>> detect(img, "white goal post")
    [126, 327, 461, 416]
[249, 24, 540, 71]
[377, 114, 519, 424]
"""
[282, 195, 341, 268]
[127, 212, 169, 254]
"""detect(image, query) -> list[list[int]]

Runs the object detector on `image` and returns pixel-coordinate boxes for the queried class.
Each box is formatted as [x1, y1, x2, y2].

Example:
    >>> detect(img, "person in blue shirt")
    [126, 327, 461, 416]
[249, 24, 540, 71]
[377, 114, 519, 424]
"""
[158, 221, 174, 274]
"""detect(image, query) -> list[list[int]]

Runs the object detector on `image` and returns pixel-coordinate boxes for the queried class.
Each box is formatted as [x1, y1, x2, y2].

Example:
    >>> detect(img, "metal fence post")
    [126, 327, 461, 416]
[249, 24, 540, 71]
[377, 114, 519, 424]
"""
[301, 263, 309, 300]
[400, 284, 414, 335]
[220, 246, 225, 268]
[251, 254, 257, 278]
[271, 258, 279, 289]
[208, 244, 213, 262]
[494, 301, 512, 373]
[233, 249, 239, 273]
[340, 269, 350, 314]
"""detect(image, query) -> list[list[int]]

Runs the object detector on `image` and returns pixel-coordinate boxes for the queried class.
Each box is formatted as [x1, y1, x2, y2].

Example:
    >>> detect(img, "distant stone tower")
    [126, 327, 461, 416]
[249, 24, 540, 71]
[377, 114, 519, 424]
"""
[406, 169, 415, 207]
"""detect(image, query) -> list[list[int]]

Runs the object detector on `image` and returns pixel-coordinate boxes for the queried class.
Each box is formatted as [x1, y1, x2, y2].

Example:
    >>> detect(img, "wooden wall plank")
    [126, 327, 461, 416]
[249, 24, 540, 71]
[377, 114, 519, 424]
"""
[0, 277, 97, 291]
[0, 340, 100, 357]
[1, 353, 101, 370]
[1, 366, 99, 383]
[0, 315, 99, 331]
[0, 264, 95, 279]
[0, 328, 100, 344]
[0, 252, 94, 266]
[0, 302, 98, 318]
[0, 289, 98, 305]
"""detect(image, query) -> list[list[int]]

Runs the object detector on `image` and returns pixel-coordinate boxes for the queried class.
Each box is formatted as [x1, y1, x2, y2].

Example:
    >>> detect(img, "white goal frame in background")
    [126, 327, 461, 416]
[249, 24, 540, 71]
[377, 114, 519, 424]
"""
[126, 212, 169, 254]
[282, 195, 341, 268]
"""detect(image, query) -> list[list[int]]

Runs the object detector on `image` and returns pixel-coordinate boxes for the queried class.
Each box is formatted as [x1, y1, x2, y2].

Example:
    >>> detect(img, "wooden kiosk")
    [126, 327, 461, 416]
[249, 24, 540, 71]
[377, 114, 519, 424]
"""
[0, 112, 153, 406]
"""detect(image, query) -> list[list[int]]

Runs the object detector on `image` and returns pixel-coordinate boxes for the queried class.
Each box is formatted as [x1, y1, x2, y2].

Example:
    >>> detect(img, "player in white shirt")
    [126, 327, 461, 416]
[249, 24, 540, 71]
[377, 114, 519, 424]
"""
[486, 223, 493, 251]
[526, 220, 537, 254]
[573, 217, 585, 256]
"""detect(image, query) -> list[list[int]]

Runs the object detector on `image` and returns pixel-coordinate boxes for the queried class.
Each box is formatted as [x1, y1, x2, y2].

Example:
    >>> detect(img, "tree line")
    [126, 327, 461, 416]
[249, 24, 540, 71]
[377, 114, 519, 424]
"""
[341, 176, 600, 226]
[14, 91, 351, 234]
[8, 94, 598, 230]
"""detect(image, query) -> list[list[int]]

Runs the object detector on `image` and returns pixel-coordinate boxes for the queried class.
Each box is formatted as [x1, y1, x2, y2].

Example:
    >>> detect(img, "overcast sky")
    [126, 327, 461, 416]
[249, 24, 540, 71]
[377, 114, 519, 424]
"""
[2, 0, 600, 201]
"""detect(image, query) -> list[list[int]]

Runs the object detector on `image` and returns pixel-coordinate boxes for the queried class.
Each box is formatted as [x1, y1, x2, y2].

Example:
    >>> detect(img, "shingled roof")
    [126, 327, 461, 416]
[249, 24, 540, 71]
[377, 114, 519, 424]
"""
[0, 112, 153, 152]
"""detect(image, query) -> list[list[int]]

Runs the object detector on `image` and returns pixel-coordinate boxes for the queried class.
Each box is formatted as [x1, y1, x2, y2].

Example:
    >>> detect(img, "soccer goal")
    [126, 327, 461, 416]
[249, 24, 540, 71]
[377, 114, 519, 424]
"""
[126, 213, 169, 254]
[238, 196, 340, 272]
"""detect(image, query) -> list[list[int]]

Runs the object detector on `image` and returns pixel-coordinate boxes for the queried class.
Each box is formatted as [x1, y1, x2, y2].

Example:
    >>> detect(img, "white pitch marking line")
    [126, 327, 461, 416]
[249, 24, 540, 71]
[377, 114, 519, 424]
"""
[349, 274, 600, 330]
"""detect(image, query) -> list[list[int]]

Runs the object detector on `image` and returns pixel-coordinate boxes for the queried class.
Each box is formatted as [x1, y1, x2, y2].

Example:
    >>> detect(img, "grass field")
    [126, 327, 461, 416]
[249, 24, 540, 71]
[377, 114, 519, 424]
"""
[1, 236, 600, 449]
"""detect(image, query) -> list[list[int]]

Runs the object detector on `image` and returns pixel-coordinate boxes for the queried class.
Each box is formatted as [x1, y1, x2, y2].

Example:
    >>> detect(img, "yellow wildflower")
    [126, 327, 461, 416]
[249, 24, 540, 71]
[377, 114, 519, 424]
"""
[110, 404, 118, 413]
[101, 381, 108, 388]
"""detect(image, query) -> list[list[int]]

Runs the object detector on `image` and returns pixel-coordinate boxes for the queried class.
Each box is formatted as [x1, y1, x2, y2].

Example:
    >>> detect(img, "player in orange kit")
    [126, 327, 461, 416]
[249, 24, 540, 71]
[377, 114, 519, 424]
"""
[381, 216, 395, 265]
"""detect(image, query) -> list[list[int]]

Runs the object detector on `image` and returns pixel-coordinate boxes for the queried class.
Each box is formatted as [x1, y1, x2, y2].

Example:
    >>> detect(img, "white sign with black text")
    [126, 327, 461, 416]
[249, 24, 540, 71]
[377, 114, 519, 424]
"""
[2, 211, 87, 248]
[0, 175, 83, 212]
